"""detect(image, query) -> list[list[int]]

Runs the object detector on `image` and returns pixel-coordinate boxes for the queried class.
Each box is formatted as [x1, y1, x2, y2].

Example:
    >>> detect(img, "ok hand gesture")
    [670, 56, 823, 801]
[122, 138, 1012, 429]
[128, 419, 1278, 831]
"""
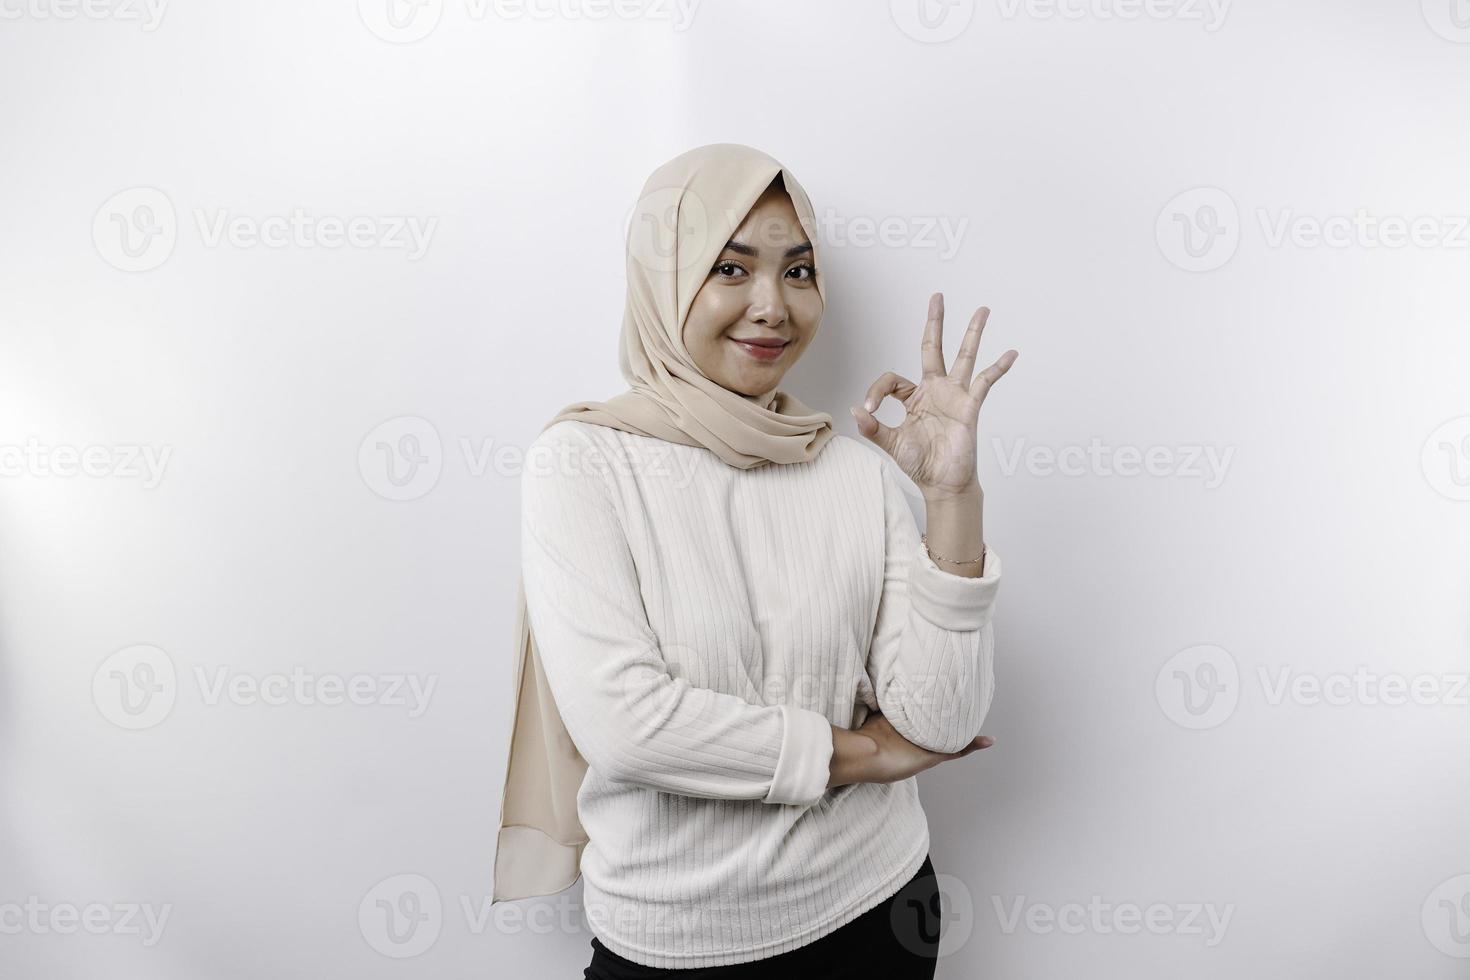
[851, 293, 1018, 500]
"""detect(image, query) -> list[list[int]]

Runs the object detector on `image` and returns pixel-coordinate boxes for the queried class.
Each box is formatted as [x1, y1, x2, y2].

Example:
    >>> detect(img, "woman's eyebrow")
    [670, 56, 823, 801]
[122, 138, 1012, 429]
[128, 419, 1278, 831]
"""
[723, 239, 814, 258]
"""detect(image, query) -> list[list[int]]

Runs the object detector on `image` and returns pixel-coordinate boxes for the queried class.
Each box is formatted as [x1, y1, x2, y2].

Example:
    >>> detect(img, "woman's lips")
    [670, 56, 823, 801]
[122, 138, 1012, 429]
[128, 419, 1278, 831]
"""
[730, 337, 789, 362]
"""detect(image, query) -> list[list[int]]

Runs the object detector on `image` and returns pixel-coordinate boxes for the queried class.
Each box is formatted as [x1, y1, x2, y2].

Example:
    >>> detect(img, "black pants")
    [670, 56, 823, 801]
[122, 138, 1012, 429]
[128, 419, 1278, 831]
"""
[583, 853, 942, 979]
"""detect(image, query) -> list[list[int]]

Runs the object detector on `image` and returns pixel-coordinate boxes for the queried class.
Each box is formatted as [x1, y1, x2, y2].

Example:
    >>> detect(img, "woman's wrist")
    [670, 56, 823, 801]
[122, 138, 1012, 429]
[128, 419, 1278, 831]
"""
[920, 481, 985, 577]
[827, 724, 878, 789]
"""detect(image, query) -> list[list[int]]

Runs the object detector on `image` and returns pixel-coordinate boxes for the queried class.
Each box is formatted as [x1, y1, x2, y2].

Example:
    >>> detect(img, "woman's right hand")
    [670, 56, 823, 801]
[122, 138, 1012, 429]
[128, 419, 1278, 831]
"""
[827, 711, 994, 789]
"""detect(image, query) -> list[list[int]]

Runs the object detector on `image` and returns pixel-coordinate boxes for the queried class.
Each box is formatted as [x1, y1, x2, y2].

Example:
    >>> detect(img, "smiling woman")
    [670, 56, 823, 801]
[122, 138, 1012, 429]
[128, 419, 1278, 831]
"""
[683, 174, 824, 390]
[492, 143, 1012, 977]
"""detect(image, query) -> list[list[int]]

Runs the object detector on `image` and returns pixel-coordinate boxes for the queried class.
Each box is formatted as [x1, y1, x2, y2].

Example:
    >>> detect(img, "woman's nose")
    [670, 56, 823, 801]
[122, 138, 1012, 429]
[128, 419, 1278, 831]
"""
[747, 275, 787, 327]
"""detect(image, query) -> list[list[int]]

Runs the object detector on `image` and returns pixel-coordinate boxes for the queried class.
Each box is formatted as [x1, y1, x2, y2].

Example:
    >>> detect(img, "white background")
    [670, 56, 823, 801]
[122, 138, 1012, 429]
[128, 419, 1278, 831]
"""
[3, 1, 1469, 977]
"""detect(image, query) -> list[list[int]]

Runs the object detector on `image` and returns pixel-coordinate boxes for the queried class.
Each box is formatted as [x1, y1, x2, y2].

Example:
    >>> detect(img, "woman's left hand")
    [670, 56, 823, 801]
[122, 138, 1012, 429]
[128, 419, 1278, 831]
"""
[851, 292, 1018, 499]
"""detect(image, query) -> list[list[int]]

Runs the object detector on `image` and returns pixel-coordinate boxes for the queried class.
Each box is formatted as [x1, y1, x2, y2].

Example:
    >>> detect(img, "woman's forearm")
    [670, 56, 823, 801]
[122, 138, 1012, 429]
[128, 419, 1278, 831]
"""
[827, 724, 878, 789]
[920, 482, 986, 578]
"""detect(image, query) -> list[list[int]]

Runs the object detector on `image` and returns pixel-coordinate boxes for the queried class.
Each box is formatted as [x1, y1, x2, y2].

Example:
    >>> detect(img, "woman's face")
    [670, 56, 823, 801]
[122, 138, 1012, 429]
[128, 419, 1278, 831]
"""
[683, 183, 823, 398]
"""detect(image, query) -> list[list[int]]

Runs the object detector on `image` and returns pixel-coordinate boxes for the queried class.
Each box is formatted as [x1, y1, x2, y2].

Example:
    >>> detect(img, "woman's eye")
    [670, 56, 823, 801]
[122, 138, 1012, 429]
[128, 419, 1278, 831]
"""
[713, 261, 746, 278]
[787, 264, 816, 281]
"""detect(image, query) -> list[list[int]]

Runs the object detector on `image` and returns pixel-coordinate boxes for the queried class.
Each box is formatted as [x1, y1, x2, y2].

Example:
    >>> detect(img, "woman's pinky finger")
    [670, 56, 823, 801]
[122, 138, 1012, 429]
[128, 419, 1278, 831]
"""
[969, 349, 1019, 404]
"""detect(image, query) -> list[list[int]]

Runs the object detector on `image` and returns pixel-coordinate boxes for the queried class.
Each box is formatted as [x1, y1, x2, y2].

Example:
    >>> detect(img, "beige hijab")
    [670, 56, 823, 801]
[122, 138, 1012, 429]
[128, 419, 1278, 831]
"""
[492, 143, 836, 903]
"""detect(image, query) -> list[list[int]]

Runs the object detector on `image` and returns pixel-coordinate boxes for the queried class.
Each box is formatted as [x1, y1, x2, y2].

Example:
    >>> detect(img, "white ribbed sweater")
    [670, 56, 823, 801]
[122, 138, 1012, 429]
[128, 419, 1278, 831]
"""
[519, 419, 1002, 969]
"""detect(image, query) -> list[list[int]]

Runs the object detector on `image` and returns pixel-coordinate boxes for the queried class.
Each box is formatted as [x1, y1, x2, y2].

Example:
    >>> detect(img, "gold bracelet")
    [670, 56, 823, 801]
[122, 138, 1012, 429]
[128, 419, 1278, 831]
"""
[921, 534, 986, 566]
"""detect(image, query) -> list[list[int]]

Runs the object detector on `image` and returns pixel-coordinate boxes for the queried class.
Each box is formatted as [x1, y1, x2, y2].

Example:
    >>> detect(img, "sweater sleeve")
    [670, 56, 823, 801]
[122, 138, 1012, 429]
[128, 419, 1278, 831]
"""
[519, 425, 834, 807]
[865, 462, 1002, 755]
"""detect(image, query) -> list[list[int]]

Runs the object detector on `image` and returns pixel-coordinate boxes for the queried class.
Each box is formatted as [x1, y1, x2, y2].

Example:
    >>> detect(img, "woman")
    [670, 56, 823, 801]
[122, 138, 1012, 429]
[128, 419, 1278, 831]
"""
[496, 143, 1016, 977]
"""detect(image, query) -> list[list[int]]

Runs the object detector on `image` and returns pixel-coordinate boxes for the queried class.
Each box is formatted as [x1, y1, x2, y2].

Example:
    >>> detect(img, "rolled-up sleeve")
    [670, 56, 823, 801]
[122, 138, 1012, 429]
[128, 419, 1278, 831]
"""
[521, 423, 834, 806]
[865, 463, 1002, 755]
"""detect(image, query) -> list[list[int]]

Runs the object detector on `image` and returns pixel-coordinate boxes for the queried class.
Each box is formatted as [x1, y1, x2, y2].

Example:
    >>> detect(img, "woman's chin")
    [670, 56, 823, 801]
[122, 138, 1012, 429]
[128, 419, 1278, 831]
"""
[716, 369, 782, 400]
